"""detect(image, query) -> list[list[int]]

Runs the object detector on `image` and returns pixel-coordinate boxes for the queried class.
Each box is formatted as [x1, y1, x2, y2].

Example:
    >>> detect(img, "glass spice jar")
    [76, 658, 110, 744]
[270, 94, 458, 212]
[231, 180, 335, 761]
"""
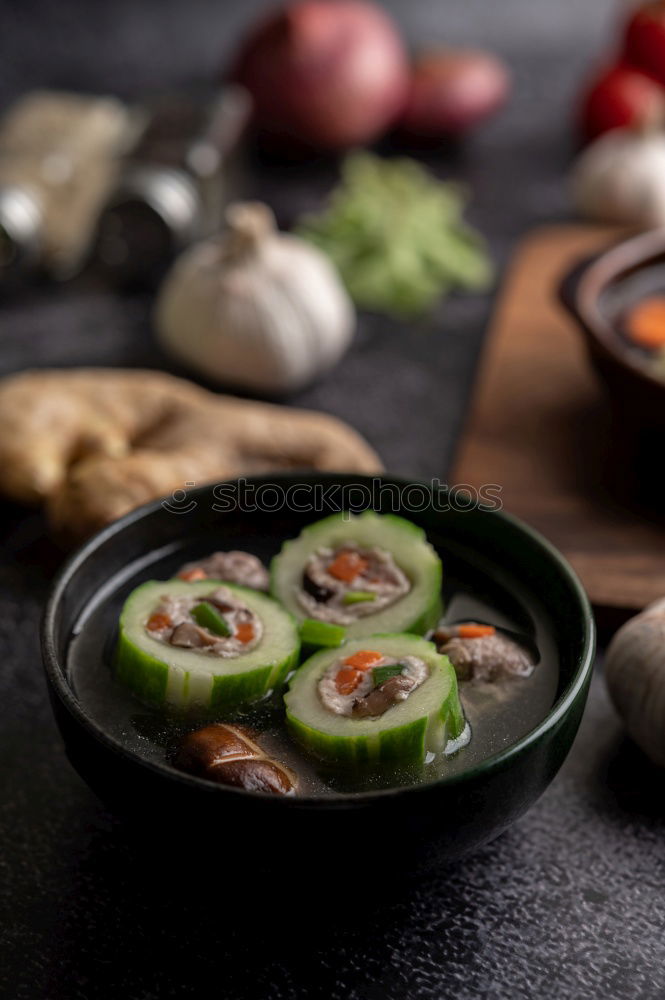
[0, 90, 140, 280]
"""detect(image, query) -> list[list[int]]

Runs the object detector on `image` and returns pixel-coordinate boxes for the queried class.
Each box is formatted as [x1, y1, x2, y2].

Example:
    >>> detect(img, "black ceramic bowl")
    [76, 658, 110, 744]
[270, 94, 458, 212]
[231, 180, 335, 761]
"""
[560, 228, 665, 432]
[41, 474, 595, 874]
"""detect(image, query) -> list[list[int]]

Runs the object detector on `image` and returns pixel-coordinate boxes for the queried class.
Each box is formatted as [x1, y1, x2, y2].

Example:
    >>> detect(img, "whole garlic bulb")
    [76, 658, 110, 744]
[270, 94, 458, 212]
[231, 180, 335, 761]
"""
[155, 202, 355, 394]
[571, 129, 665, 227]
[605, 597, 665, 766]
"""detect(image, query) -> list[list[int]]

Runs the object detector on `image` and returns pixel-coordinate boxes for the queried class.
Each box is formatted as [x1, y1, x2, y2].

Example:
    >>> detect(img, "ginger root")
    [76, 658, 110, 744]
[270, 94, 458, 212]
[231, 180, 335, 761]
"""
[0, 368, 383, 540]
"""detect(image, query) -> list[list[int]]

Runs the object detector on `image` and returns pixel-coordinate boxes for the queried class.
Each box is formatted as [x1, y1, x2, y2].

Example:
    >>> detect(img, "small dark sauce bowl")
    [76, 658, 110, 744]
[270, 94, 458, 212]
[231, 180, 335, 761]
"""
[41, 475, 595, 875]
[560, 228, 665, 432]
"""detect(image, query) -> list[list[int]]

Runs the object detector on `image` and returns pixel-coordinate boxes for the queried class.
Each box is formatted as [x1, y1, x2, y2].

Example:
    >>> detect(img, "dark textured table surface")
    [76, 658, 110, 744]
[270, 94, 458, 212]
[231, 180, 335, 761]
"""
[2, 2, 665, 998]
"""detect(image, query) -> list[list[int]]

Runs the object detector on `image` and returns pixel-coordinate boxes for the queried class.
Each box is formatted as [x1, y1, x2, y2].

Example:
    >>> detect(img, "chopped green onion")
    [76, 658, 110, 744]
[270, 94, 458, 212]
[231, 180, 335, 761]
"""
[192, 601, 231, 637]
[299, 618, 346, 648]
[372, 664, 405, 688]
[296, 152, 493, 318]
[342, 590, 377, 606]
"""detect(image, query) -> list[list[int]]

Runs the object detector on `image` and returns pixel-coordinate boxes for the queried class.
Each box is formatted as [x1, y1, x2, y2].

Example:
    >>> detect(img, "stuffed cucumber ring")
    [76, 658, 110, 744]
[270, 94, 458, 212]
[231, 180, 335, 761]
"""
[271, 511, 443, 646]
[115, 580, 300, 710]
[284, 635, 466, 765]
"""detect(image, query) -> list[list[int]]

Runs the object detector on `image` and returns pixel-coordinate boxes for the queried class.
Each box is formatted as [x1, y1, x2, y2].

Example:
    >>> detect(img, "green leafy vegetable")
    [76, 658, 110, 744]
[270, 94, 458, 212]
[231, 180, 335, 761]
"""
[192, 601, 231, 637]
[342, 590, 377, 605]
[372, 663, 406, 687]
[296, 152, 493, 318]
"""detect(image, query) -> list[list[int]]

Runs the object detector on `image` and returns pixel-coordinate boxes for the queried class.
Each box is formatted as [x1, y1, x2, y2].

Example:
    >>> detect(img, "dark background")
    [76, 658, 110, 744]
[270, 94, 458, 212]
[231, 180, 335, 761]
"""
[2, 2, 664, 998]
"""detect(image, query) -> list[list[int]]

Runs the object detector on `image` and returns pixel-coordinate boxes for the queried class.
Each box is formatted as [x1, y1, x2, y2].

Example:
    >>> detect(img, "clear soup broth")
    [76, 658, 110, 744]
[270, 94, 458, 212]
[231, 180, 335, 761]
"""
[67, 536, 560, 796]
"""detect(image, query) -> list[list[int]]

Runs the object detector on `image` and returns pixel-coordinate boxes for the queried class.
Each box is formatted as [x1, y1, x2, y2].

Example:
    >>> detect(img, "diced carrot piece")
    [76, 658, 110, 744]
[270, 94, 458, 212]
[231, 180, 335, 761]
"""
[147, 612, 172, 631]
[336, 667, 362, 695]
[327, 551, 369, 583]
[178, 567, 207, 581]
[336, 650, 384, 694]
[343, 649, 384, 671]
[458, 624, 496, 639]
[236, 622, 255, 644]
[625, 297, 665, 349]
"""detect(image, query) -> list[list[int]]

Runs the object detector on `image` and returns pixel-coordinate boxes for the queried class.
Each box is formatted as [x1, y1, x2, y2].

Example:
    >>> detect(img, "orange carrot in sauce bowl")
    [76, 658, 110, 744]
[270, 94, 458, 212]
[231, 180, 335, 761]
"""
[625, 297, 665, 349]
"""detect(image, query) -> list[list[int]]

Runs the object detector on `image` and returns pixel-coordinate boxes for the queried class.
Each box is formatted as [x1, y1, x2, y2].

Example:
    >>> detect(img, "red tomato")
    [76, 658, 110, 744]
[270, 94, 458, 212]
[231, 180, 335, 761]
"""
[624, 2, 665, 87]
[578, 63, 665, 142]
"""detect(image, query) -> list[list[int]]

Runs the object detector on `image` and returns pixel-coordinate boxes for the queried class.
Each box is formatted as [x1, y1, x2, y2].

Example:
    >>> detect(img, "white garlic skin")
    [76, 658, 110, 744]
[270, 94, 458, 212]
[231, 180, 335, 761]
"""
[571, 130, 665, 228]
[155, 203, 355, 395]
[605, 597, 665, 767]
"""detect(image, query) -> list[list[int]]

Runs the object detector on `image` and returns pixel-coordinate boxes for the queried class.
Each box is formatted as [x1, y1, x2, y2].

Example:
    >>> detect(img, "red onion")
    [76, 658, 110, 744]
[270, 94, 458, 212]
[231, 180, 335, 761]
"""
[398, 48, 511, 138]
[230, 0, 410, 152]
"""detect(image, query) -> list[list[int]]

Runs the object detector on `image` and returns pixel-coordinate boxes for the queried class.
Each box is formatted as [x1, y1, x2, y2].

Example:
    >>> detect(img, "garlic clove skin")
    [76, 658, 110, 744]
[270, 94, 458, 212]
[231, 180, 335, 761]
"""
[571, 130, 665, 228]
[605, 598, 665, 767]
[155, 202, 355, 395]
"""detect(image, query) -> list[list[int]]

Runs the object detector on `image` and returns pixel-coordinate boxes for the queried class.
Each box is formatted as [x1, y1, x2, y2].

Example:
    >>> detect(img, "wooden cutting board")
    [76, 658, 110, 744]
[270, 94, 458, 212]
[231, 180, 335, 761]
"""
[452, 223, 665, 621]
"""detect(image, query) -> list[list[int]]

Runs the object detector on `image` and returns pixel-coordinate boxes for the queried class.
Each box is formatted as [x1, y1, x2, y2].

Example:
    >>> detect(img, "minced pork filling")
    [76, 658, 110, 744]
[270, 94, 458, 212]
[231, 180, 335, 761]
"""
[318, 650, 429, 719]
[298, 543, 410, 625]
[145, 586, 262, 657]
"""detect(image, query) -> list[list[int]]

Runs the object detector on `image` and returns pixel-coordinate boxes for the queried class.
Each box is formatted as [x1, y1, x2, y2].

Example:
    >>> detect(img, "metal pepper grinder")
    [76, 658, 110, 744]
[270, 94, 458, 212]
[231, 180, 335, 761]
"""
[88, 86, 251, 288]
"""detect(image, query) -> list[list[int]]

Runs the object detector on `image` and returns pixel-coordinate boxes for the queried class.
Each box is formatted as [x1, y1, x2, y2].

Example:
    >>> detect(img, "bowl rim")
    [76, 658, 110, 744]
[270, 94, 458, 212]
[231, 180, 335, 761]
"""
[559, 226, 665, 394]
[41, 473, 596, 809]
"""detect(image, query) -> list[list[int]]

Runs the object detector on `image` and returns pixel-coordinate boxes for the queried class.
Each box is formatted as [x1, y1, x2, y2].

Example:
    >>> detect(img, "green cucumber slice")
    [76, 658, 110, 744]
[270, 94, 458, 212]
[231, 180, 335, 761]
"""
[284, 634, 465, 765]
[271, 511, 443, 644]
[299, 618, 347, 648]
[191, 601, 232, 636]
[115, 580, 300, 711]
